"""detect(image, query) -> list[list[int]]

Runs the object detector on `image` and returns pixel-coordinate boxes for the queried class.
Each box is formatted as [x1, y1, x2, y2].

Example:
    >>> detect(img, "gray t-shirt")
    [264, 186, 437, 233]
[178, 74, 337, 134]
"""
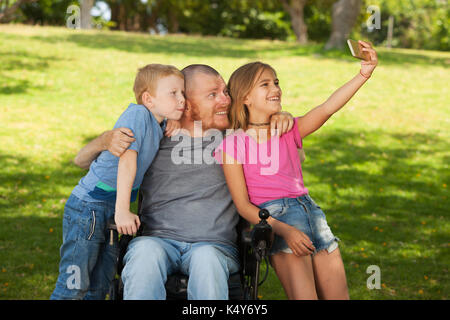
[139, 131, 239, 248]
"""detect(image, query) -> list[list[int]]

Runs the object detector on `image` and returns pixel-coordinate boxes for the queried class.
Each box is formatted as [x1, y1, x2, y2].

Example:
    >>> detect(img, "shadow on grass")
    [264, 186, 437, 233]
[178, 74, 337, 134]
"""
[299, 128, 449, 298]
[0, 213, 63, 299]
[0, 74, 46, 95]
[0, 153, 82, 212]
[0, 50, 55, 71]
[28, 32, 450, 67]
[302, 129, 448, 284]
[304, 128, 448, 215]
[0, 49, 64, 95]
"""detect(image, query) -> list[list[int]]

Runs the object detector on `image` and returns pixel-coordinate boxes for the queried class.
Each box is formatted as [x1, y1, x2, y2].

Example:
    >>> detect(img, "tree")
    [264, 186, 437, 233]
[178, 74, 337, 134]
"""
[106, 0, 163, 32]
[80, 0, 94, 29]
[0, 0, 37, 23]
[324, 0, 361, 49]
[280, 0, 308, 44]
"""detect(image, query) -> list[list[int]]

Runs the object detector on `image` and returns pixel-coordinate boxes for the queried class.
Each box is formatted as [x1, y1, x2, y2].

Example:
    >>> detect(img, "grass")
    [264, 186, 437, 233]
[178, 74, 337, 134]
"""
[0, 24, 449, 300]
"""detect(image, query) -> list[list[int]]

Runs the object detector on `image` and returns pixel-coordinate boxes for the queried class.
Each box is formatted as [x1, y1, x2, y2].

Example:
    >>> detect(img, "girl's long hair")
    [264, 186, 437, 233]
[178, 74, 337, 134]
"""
[227, 61, 277, 131]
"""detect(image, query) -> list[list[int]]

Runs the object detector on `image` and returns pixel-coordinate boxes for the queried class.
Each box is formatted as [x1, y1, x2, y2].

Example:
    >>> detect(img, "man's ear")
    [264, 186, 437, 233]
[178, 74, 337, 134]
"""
[185, 99, 192, 113]
[183, 99, 195, 122]
[141, 91, 154, 108]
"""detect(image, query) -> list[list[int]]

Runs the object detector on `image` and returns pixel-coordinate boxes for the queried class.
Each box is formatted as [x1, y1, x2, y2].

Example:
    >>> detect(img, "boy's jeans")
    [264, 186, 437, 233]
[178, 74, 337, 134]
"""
[50, 194, 118, 300]
[121, 236, 240, 300]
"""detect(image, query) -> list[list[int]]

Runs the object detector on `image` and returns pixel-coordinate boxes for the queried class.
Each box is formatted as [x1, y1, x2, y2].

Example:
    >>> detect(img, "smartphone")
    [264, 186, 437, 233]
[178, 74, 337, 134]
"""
[347, 39, 370, 60]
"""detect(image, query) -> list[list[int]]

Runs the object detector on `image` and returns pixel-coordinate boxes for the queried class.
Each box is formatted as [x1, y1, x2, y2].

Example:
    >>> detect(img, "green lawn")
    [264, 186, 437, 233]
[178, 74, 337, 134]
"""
[0, 24, 448, 300]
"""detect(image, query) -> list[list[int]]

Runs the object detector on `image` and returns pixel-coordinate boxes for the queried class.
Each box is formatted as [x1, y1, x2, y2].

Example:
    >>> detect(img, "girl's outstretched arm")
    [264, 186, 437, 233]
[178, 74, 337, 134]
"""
[298, 41, 378, 139]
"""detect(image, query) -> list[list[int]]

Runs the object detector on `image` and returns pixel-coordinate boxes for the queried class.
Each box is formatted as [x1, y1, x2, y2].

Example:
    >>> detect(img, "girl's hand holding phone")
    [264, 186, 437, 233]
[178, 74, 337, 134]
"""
[358, 40, 378, 79]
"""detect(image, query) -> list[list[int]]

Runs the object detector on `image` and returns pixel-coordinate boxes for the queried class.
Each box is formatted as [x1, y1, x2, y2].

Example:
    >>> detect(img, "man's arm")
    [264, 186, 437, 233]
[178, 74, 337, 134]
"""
[74, 128, 136, 169]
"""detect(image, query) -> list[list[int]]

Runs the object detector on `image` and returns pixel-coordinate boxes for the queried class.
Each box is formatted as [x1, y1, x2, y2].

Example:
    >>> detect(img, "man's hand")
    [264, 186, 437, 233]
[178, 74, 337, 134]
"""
[104, 128, 136, 158]
[164, 119, 181, 137]
[298, 148, 306, 164]
[270, 111, 294, 136]
[114, 210, 141, 235]
[359, 40, 378, 78]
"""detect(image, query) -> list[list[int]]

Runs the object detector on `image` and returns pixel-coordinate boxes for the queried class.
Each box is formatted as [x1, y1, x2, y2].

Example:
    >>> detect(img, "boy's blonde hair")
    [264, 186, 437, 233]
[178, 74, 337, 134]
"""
[227, 61, 277, 131]
[133, 64, 184, 105]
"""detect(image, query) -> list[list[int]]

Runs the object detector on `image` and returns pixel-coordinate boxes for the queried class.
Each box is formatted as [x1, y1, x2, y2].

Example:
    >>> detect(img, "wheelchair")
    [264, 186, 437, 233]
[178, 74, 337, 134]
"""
[108, 191, 273, 300]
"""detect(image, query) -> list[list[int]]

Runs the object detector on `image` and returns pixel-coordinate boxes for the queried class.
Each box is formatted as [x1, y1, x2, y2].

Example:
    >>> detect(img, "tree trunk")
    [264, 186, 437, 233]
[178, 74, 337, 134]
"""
[146, 0, 163, 34]
[167, 8, 179, 33]
[281, 0, 308, 44]
[0, 0, 37, 23]
[132, 14, 141, 31]
[80, 0, 94, 29]
[109, 1, 119, 30]
[325, 0, 361, 50]
[118, 3, 126, 30]
[386, 15, 394, 49]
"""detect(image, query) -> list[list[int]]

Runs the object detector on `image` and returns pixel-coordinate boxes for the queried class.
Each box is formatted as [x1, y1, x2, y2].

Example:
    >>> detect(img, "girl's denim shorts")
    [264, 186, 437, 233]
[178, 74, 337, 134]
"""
[258, 194, 340, 256]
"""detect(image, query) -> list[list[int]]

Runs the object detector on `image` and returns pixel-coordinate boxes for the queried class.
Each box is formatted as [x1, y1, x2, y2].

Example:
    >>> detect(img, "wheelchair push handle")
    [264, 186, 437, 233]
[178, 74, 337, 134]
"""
[250, 209, 273, 261]
[259, 208, 270, 220]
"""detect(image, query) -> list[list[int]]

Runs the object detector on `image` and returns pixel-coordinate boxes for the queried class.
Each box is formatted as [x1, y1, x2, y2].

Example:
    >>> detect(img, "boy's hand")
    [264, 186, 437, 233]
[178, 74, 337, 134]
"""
[114, 210, 141, 235]
[103, 128, 135, 157]
[164, 119, 182, 137]
[359, 40, 378, 78]
[270, 111, 294, 136]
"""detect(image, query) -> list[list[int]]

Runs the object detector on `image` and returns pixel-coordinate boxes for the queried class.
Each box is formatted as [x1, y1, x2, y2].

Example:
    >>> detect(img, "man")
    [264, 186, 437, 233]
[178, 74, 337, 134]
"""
[74, 64, 295, 299]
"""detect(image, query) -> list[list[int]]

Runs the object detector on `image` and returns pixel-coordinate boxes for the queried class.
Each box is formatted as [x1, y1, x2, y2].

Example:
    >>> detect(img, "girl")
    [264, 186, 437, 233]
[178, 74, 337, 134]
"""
[214, 41, 378, 299]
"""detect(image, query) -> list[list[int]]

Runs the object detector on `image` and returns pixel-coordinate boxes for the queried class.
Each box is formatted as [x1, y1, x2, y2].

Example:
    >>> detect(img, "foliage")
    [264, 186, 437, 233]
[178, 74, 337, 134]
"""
[91, 14, 115, 29]
[304, 0, 334, 42]
[18, 0, 74, 25]
[7, 0, 450, 52]
[359, 0, 449, 51]
[166, 0, 294, 40]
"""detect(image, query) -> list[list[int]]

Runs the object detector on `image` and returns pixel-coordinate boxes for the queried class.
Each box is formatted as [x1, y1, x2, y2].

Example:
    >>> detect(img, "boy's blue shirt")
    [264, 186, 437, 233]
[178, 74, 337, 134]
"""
[72, 103, 167, 203]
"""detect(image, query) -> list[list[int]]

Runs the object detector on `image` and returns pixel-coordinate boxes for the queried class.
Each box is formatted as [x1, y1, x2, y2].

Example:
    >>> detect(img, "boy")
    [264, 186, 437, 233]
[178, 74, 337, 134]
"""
[50, 64, 185, 300]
